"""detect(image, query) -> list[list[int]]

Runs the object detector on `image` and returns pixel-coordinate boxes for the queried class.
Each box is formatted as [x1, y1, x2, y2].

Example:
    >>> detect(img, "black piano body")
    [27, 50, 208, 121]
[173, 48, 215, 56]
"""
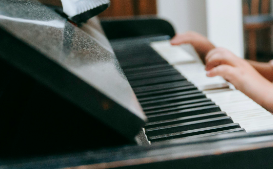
[1, 0, 273, 169]
[0, 0, 146, 159]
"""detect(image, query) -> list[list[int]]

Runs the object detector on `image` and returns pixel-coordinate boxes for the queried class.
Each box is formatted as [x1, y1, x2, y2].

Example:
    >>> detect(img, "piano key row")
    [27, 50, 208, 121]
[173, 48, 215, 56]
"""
[206, 90, 273, 132]
[150, 40, 273, 133]
[174, 63, 229, 90]
[148, 125, 244, 142]
[134, 75, 244, 142]
[114, 41, 244, 143]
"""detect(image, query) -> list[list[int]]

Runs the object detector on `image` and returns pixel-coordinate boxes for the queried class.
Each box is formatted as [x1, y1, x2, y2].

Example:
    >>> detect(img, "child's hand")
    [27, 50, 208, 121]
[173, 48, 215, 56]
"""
[205, 47, 273, 112]
[171, 32, 215, 63]
[205, 47, 259, 90]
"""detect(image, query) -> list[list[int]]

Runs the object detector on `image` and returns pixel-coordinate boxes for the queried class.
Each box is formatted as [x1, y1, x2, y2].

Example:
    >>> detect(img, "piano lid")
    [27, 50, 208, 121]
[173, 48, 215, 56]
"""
[0, 0, 146, 139]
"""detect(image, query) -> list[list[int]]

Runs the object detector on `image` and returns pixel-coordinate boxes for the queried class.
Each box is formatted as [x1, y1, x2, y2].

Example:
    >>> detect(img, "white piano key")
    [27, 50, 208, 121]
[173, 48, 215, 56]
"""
[229, 110, 272, 122]
[238, 116, 273, 132]
[218, 101, 260, 110]
[206, 90, 248, 101]
[174, 63, 229, 90]
[203, 88, 233, 94]
[174, 62, 205, 73]
[231, 111, 270, 121]
[206, 90, 273, 132]
[150, 41, 196, 65]
[210, 96, 248, 104]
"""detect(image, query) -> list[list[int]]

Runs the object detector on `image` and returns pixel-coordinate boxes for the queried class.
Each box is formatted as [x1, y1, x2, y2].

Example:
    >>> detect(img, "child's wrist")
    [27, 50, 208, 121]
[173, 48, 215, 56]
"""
[254, 77, 273, 112]
[262, 85, 273, 113]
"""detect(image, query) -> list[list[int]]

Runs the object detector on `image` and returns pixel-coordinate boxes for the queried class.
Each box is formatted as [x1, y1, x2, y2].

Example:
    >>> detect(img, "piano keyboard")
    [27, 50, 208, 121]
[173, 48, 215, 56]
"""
[111, 36, 273, 144]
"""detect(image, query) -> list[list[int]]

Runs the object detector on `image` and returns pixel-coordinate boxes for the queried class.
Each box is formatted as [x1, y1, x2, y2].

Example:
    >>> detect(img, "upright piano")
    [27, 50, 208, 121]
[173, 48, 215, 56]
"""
[1, 0, 273, 168]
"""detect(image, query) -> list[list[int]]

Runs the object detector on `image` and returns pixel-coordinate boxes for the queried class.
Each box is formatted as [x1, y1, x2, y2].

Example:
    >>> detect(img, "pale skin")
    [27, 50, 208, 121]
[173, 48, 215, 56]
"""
[171, 32, 273, 113]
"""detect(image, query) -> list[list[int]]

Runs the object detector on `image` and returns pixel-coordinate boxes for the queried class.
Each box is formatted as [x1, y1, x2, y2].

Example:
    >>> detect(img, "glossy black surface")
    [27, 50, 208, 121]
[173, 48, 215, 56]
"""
[0, 0, 146, 157]
[5, 130, 273, 169]
[101, 17, 176, 40]
[0, 0, 145, 119]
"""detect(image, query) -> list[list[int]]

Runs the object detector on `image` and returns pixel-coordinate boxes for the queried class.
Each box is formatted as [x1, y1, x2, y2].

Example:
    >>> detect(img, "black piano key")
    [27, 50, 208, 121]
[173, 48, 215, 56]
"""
[130, 75, 186, 87]
[126, 67, 179, 77]
[136, 86, 198, 98]
[120, 53, 166, 61]
[115, 44, 163, 59]
[118, 52, 165, 59]
[127, 69, 180, 81]
[149, 123, 243, 142]
[147, 105, 221, 122]
[145, 102, 216, 115]
[145, 111, 227, 129]
[143, 98, 212, 111]
[140, 93, 207, 107]
[121, 56, 165, 63]
[126, 67, 178, 76]
[133, 81, 193, 94]
[120, 58, 167, 68]
[123, 64, 173, 75]
[117, 52, 166, 60]
[145, 116, 234, 137]
[182, 128, 246, 140]
[138, 90, 202, 102]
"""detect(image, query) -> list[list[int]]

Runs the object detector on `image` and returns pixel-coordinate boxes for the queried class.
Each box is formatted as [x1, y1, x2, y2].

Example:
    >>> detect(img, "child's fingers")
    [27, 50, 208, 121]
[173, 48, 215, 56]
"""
[205, 48, 238, 71]
[205, 48, 228, 63]
[205, 54, 236, 71]
[205, 48, 218, 62]
[205, 53, 223, 71]
[170, 34, 192, 45]
[206, 65, 236, 82]
[205, 48, 222, 63]
[171, 31, 203, 45]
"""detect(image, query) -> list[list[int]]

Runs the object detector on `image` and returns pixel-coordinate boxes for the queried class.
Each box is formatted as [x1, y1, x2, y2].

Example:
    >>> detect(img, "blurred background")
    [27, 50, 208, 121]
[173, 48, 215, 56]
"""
[98, 0, 273, 62]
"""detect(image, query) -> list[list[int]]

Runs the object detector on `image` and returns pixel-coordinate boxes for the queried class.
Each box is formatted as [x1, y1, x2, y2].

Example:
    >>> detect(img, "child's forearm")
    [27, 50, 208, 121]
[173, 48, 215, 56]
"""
[243, 77, 273, 113]
[263, 89, 273, 113]
[247, 60, 273, 82]
[253, 82, 273, 113]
